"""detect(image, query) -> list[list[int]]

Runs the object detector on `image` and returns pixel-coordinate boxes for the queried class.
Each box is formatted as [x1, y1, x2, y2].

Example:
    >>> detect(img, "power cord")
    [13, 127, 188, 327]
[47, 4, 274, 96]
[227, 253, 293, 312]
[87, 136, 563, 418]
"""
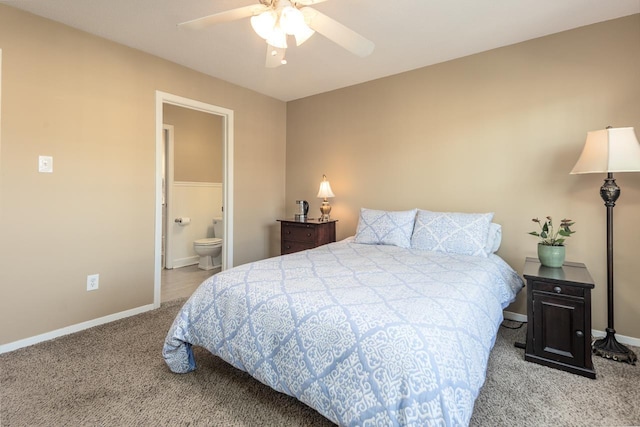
[501, 319, 526, 330]
[501, 319, 528, 349]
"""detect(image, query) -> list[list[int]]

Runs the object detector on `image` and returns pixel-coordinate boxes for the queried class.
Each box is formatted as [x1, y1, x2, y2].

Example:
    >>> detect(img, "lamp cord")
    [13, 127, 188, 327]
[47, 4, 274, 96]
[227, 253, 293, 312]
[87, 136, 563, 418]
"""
[501, 319, 526, 330]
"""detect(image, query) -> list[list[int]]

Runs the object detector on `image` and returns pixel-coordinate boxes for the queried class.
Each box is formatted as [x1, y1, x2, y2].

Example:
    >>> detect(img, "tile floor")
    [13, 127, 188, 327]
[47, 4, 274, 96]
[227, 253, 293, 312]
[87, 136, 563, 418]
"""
[161, 264, 219, 302]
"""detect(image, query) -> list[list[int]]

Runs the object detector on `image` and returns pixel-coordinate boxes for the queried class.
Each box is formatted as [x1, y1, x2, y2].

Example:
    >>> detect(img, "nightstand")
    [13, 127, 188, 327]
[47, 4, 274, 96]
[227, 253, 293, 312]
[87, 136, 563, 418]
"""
[277, 219, 337, 255]
[523, 257, 596, 378]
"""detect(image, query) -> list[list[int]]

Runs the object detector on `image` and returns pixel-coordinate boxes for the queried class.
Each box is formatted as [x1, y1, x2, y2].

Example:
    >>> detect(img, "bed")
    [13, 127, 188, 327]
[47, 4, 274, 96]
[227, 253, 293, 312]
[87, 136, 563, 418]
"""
[163, 209, 524, 426]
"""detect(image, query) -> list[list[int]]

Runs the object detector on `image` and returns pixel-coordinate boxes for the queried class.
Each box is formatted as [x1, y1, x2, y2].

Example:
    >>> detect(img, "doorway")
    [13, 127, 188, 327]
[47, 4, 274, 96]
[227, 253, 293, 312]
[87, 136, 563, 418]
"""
[154, 91, 234, 308]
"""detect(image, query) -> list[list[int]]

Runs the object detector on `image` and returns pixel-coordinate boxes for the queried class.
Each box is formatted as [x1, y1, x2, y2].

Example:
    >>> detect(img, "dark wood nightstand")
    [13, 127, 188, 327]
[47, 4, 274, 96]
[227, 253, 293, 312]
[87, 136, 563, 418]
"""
[278, 219, 337, 255]
[523, 257, 596, 379]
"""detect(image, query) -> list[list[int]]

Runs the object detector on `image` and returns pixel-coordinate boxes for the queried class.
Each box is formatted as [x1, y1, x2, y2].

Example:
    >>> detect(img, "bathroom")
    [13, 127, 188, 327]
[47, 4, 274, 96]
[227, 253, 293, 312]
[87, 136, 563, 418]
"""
[162, 103, 224, 272]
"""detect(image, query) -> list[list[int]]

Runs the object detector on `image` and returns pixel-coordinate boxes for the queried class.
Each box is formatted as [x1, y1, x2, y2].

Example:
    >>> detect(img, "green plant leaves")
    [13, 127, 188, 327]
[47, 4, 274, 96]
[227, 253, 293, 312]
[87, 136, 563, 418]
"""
[529, 216, 576, 246]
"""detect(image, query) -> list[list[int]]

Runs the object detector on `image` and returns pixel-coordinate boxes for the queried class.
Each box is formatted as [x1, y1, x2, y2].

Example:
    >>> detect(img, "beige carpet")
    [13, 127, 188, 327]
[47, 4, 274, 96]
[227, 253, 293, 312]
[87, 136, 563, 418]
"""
[1, 300, 639, 426]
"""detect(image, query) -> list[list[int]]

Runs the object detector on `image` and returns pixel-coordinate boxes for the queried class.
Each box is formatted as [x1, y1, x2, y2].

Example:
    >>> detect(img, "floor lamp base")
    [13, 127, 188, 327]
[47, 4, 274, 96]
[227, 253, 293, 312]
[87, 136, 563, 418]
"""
[592, 328, 637, 365]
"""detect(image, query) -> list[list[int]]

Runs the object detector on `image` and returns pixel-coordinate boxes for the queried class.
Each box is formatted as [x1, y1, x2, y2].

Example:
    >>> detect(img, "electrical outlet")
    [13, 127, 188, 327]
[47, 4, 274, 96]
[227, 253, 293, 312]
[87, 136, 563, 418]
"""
[87, 274, 99, 291]
[38, 156, 53, 173]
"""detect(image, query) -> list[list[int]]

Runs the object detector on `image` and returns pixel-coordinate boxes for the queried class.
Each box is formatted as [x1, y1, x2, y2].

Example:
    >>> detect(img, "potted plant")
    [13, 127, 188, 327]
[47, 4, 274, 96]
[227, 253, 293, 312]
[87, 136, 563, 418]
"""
[529, 217, 576, 267]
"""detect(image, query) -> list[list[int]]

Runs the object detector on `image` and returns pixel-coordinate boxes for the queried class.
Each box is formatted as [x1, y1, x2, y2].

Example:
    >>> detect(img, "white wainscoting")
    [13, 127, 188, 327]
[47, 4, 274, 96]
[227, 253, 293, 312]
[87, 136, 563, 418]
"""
[171, 182, 222, 268]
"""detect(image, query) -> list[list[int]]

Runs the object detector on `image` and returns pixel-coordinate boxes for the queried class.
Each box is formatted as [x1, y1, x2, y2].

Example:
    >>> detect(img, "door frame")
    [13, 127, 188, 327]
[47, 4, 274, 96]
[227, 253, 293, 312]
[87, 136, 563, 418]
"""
[162, 124, 175, 270]
[154, 91, 234, 308]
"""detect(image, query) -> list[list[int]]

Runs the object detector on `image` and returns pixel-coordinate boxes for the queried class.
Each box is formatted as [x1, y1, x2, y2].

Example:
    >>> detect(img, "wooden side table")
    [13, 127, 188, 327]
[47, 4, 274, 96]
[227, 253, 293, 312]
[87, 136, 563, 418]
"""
[277, 218, 337, 255]
[523, 257, 596, 379]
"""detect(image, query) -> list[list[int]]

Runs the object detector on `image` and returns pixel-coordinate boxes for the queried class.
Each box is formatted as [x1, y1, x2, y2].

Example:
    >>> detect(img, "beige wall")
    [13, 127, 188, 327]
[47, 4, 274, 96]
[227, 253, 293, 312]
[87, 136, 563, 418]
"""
[0, 5, 286, 345]
[286, 15, 640, 339]
[163, 104, 223, 183]
[1, 4, 638, 347]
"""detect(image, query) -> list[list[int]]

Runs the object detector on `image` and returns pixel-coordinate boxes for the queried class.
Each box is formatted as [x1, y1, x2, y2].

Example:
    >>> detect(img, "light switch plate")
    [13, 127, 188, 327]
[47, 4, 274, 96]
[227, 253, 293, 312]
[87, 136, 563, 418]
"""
[38, 156, 53, 173]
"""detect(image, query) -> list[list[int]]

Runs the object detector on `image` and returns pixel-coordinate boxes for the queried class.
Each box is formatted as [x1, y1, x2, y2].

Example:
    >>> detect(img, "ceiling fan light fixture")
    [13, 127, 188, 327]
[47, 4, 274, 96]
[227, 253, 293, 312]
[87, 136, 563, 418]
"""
[179, 0, 375, 67]
[280, 6, 304, 35]
[266, 24, 288, 49]
[250, 10, 276, 40]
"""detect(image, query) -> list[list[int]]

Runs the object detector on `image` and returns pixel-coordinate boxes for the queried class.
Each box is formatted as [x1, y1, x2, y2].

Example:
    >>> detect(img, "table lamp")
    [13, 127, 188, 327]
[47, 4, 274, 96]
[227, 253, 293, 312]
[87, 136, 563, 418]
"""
[317, 174, 335, 222]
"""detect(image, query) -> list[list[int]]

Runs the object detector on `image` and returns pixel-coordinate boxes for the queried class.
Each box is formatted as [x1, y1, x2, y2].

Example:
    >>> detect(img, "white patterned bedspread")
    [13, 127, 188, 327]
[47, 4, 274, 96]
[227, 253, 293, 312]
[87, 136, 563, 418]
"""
[163, 238, 523, 426]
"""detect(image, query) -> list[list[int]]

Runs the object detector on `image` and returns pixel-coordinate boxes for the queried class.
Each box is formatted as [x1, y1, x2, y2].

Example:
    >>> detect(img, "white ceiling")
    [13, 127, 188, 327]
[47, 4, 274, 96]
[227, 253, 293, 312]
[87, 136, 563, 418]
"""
[3, 0, 639, 101]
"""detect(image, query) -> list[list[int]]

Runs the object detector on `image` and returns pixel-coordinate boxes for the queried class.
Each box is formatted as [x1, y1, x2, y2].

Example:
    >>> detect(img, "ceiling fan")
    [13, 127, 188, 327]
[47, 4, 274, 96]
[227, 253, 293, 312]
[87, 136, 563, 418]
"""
[178, 0, 375, 67]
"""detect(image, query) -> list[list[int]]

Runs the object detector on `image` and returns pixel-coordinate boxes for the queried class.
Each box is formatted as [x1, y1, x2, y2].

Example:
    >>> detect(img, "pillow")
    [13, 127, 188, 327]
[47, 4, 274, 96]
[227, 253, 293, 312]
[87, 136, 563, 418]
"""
[485, 223, 502, 254]
[410, 210, 495, 257]
[354, 208, 417, 248]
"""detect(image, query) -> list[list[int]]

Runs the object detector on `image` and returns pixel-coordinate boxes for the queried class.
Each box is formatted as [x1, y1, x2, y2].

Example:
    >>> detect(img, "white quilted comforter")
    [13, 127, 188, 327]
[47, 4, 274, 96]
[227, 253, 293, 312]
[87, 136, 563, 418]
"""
[163, 238, 523, 426]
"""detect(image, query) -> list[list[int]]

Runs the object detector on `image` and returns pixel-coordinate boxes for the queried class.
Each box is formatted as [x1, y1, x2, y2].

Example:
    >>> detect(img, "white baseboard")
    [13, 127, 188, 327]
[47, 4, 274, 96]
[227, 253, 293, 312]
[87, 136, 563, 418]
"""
[590, 329, 640, 347]
[503, 310, 640, 347]
[3, 306, 636, 355]
[173, 256, 199, 269]
[0, 303, 155, 354]
[503, 310, 527, 323]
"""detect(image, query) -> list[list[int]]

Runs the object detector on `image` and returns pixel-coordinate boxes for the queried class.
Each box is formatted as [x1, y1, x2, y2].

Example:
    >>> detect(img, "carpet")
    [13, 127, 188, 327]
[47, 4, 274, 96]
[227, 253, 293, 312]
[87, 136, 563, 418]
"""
[1, 300, 639, 426]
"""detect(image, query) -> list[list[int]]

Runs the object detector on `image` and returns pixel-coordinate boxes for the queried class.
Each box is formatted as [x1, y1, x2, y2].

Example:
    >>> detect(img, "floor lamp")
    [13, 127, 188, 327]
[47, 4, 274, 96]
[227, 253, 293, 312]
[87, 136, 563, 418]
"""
[570, 126, 640, 365]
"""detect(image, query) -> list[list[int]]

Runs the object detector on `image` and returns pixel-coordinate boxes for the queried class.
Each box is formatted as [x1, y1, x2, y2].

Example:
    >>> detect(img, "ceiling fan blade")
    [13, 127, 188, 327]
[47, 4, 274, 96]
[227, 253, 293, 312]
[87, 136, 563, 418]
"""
[301, 7, 374, 57]
[178, 4, 268, 30]
[265, 45, 286, 68]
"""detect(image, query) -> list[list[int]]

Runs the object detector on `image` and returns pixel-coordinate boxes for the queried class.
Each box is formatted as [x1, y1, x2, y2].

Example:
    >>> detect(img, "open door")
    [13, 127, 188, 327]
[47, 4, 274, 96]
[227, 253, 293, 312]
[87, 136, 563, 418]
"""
[154, 91, 234, 308]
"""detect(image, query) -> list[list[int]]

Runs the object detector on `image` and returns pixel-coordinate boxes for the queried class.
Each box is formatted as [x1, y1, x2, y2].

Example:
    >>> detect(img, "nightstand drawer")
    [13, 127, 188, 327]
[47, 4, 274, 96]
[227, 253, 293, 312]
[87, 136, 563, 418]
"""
[282, 225, 316, 243]
[277, 219, 337, 255]
[530, 280, 585, 297]
[282, 241, 315, 254]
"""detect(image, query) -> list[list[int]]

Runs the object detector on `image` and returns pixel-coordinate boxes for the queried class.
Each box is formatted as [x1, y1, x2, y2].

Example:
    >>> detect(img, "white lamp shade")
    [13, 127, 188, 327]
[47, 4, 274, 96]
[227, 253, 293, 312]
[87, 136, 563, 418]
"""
[317, 179, 335, 198]
[266, 25, 288, 49]
[280, 6, 315, 45]
[280, 6, 304, 35]
[251, 4, 314, 56]
[250, 11, 277, 40]
[571, 127, 640, 174]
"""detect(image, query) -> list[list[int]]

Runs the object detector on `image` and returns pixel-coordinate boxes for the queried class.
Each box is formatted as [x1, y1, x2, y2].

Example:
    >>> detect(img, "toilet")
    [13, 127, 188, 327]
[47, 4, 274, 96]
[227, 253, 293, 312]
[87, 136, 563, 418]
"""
[193, 218, 223, 270]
